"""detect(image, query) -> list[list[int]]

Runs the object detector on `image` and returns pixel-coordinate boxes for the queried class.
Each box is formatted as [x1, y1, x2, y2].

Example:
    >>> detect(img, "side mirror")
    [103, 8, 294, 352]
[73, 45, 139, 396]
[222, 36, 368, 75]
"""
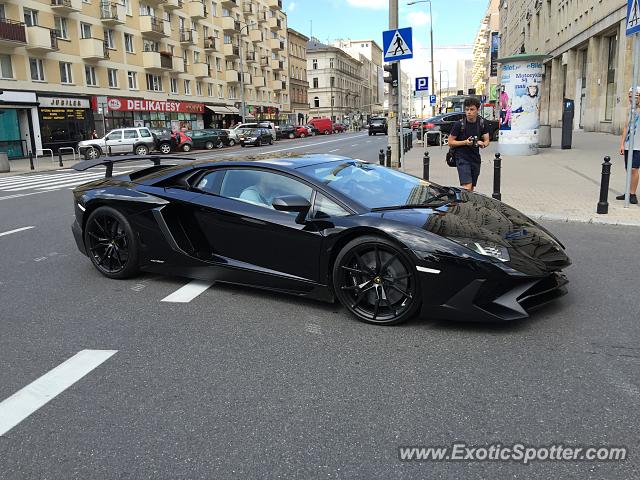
[272, 195, 311, 224]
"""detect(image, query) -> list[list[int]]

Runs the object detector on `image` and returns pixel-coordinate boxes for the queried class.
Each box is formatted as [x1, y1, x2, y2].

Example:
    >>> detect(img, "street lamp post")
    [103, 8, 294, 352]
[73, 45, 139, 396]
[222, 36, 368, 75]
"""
[407, 0, 436, 117]
[237, 21, 256, 124]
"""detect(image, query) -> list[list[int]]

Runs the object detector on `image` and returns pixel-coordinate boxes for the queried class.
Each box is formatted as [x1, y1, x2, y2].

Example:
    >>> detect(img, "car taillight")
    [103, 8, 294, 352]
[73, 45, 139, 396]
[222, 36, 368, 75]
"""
[424, 123, 434, 129]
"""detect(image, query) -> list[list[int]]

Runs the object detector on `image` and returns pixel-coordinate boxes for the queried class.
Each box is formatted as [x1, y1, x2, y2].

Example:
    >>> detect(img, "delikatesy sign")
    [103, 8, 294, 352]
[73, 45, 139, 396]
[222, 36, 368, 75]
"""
[106, 98, 205, 113]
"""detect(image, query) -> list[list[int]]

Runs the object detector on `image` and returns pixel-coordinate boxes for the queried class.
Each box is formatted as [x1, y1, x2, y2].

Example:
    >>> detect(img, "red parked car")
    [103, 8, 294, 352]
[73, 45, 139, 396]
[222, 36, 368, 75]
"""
[308, 117, 333, 135]
[333, 122, 346, 133]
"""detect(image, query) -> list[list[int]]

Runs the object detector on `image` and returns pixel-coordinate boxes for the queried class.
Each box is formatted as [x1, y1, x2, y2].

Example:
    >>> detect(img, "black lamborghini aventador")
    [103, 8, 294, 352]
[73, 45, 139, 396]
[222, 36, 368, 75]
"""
[71, 154, 570, 325]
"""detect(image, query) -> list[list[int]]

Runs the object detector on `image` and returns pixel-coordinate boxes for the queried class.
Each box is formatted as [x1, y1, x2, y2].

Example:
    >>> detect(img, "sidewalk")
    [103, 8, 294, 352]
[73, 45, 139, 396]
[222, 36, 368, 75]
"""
[404, 128, 640, 226]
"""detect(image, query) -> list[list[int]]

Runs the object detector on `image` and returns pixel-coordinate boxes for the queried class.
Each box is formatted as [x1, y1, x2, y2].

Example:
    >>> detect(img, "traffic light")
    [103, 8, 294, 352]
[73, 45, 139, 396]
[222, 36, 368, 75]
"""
[383, 62, 399, 88]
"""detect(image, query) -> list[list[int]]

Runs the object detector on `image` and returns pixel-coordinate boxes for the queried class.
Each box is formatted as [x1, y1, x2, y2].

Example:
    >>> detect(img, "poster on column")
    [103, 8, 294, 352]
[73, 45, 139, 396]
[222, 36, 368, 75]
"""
[498, 60, 544, 154]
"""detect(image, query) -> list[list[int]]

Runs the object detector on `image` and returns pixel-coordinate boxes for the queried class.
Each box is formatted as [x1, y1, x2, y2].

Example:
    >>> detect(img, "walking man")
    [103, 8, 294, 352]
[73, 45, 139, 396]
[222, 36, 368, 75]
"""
[618, 87, 640, 204]
[447, 97, 491, 191]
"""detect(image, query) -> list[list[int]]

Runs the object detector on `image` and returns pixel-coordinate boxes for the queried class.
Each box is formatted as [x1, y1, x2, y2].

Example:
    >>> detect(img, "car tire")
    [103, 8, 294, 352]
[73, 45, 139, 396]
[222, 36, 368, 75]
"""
[332, 235, 421, 326]
[241, 143, 245, 147]
[158, 142, 172, 154]
[135, 145, 149, 156]
[299, 133, 306, 138]
[182, 143, 192, 152]
[84, 147, 100, 160]
[84, 206, 139, 280]
[228, 139, 236, 146]
[288, 133, 295, 139]
[216, 140, 224, 148]
[205, 141, 215, 150]
[369, 132, 372, 136]
[324, 130, 330, 135]
[269, 137, 273, 145]
[257, 139, 262, 147]
[493, 129, 499, 141]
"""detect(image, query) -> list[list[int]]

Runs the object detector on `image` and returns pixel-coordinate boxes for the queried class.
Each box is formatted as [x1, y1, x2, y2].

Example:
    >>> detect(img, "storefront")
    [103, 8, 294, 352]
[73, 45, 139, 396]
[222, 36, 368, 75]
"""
[94, 97, 206, 132]
[204, 105, 240, 129]
[38, 95, 93, 153]
[245, 105, 284, 125]
[0, 90, 40, 159]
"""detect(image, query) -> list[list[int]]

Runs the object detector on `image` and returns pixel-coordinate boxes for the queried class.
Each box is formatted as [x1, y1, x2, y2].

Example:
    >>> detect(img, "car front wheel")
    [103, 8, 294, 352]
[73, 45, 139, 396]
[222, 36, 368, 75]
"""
[158, 142, 172, 154]
[228, 139, 236, 146]
[288, 133, 295, 139]
[205, 141, 215, 150]
[333, 236, 421, 326]
[84, 147, 100, 160]
[182, 143, 192, 152]
[135, 145, 149, 156]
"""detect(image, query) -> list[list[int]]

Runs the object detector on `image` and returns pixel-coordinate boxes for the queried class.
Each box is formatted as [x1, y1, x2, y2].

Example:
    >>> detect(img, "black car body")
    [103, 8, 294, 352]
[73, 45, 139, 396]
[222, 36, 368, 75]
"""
[417, 113, 500, 145]
[278, 124, 297, 139]
[238, 128, 273, 147]
[71, 154, 570, 326]
[149, 128, 177, 154]
[369, 118, 388, 136]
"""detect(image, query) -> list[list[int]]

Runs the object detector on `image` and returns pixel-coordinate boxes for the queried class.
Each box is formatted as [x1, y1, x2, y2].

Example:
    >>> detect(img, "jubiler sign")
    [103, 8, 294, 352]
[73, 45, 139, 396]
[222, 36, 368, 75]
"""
[106, 97, 205, 113]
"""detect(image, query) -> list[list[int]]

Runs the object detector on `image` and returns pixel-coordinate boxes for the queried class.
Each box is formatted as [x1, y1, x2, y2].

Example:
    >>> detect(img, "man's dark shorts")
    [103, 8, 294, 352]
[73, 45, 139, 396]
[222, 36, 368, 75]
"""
[623, 150, 640, 169]
[456, 158, 481, 186]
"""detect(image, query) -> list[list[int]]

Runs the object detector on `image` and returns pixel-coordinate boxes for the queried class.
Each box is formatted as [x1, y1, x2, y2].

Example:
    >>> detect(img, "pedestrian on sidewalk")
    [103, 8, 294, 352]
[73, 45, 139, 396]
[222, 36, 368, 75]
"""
[447, 97, 491, 191]
[618, 86, 640, 204]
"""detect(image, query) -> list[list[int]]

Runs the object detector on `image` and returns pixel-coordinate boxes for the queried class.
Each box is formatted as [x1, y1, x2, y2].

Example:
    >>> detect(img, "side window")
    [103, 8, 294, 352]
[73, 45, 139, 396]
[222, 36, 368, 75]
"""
[219, 169, 312, 210]
[139, 129, 152, 138]
[194, 170, 224, 194]
[106, 131, 122, 141]
[123, 129, 138, 139]
[313, 193, 351, 219]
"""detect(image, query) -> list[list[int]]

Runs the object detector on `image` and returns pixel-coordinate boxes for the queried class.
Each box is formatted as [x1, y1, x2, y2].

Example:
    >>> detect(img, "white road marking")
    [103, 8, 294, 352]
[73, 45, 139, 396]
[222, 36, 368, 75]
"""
[0, 349, 117, 436]
[161, 279, 214, 303]
[0, 226, 35, 238]
[351, 144, 359, 147]
[416, 266, 441, 274]
[34, 256, 47, 262]
[0, 191, 56, 201]
[3, 173, 105, 191]
[329, 149, 340, 153]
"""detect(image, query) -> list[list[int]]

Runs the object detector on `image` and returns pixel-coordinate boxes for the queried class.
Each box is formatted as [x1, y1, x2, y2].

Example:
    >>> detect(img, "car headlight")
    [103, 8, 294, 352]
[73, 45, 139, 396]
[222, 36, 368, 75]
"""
[449, 237, 510, 262]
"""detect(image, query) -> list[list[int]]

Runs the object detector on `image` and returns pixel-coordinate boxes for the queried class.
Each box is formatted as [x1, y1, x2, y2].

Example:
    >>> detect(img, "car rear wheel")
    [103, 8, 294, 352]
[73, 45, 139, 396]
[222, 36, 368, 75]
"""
[158, 142, 172, 154]
[85, 147, 100, 160]
[205, 141, 215, 150]
[228, 139, 236, 146]
[269, 137, 273, 145]
[216, 140, 224, 148]
[84, 206, 139, 279]
[257, 139, 262, 146]
[288, 133, 295, 139]
[182, 143, 192, 152]
[333, 236, 421, 325]
[135, 145, 149, 156]
[324, 130, 330, 135]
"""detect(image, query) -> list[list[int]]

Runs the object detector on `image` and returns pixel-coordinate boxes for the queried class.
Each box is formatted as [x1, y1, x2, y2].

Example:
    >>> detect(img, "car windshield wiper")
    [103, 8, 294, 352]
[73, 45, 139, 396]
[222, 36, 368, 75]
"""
[371, 189, 457, 212]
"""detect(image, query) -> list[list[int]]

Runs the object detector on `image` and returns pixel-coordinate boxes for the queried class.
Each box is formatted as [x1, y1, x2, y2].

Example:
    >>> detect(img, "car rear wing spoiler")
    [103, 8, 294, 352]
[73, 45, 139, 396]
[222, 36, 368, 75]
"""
[72, 155, 191, 178]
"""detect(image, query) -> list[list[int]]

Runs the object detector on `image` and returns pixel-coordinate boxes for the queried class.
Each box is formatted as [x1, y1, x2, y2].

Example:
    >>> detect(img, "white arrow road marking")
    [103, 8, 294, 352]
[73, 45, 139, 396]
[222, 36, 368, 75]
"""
[0, 349, 118, 436]
[0, 226, 35, 237]
[161, 279, 214, 303]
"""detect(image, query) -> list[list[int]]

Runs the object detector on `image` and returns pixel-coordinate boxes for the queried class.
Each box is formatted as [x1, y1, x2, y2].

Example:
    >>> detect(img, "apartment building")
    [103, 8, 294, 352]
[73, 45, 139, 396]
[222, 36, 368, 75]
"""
[471, 0, 499, 99]
[0, 0, 289, 157]
[286, 27, 308, 124]
[307, 38, 363, 123]
[499, 0, 629, 134]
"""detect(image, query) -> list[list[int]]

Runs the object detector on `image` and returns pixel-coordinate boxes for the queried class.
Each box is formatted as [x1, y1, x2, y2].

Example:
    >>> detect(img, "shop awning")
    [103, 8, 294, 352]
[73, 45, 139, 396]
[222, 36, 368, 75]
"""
[205, 105, 231, 114]
[224, 106, 240, 114]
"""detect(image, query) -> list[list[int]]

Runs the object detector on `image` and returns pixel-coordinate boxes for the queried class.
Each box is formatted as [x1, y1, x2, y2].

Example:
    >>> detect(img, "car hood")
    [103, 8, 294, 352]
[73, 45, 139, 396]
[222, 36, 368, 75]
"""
[369, 190, 570, 276]
[78, 138, 105, 147]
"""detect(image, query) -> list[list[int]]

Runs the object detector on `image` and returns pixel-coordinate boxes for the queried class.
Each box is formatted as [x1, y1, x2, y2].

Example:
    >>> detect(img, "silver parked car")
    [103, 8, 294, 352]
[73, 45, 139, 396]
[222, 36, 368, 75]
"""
[78, 127, 156, 160]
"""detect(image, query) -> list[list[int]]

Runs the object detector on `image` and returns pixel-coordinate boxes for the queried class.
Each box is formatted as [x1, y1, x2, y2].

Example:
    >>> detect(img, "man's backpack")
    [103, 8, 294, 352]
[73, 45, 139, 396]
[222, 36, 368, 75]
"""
[445, 117, 485, 167]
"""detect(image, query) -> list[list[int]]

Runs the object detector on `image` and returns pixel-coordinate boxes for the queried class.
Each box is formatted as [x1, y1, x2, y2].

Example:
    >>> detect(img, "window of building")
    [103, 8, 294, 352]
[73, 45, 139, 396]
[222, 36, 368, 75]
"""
[224, 34, 232, 44]
[60, 62, 73, 84]
[139, 4, 155, 16]
[331, 96, 334, 107]
[54, 16, 68, 39]
[313, 96, 319, 108]
[228, 85, 236, 99]
[329, 58, 334, 68]
[124, 33, 134, 53]
[218, 84, 224, 98]
[605, 34, 617, 122]
[216, 57, 222, 71]
[30, 58, 45, 81]
[143, 39, 158, 52]
[146, 74, 162, 91]
[170, 77, 178, 93]
[194, 51, 200, 63]
[0, 54, 13, 79]
[330, 76, 334, 87]
[105, 29, 115, 49]
[207, 83, 213, 97]
[108, 68, 118, 87]
[196, 81, 202, 96]
[85, 65, 97, 86]
[184, 79, 191, 95]
[24, 9, 38, 27]
[128, 71, 138, 89]
[80, 23, 91, 39]
[312, 59, 317, 69]
[312, 77, 318, 88]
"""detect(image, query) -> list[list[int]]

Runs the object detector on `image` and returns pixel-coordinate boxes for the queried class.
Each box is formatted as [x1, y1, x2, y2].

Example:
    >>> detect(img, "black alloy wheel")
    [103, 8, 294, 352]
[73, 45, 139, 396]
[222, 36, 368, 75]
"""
[84, 206, 139, 279]
[333, 236, 420, 325]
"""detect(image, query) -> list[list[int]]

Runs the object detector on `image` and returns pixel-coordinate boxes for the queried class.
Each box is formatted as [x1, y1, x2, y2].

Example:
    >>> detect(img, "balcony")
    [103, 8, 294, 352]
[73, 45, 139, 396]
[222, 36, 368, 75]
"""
[140, 16, 168, 37]
[221, 16, 239, 32]
[269, 38, 284, 50]
[189, 0, 206, 20]
[192, 63, 211, 78]
[270, 79, 284, 91]
[270, 58, 284, 70]
[243, 2, 254, 14]
[50, 0, 82, 13]
[204, 36, 217, 51]
[145, 0, 167, 5]
[223, 43, 239, 58]
[179, 29, 198, 44]
[143, 51, 174, 71]
[259, 56, 269, 67]
[267, 0, 282, 9]
[267, 16, 283, 31]
[0, 19, 27, 48]
[165, 0, 183, 9]
[25, 26, 58, 52]
[249, 29, 262, 43]
[246, 51, 257, 63]
[253, 76, 266, 88]
[225, 69, 241, 83]
[80, 38, 109, 60]
[257, 11, 267, 23]
[221, 0, 237, 7]
[100, 2, 126, 25]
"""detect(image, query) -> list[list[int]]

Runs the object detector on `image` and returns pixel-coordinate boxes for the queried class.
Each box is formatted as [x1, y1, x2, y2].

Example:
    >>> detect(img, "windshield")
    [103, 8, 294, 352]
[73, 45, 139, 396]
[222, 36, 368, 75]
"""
[240, 128, 258, 135]
[299, 160, 441, 209]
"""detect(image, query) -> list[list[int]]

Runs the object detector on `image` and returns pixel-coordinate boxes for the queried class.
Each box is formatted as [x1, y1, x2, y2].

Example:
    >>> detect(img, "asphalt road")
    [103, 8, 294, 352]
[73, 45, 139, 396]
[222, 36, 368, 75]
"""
[0, 132, 638, 479]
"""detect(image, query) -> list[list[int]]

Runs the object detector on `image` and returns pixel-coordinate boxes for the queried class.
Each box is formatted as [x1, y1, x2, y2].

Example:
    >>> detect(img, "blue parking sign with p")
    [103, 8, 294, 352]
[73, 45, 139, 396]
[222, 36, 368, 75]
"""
[415, 77, 429, 92]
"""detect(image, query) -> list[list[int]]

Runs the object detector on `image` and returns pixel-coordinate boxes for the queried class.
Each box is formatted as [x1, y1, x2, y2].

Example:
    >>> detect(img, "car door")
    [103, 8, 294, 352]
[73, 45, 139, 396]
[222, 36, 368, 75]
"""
[189, 168, 325, 288]
[105, 130, 124, 154]
[121, 129, 140, 153]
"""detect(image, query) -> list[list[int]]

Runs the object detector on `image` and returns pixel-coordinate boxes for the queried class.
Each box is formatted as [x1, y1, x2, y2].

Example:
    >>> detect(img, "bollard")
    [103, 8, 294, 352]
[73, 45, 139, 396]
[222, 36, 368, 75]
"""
[378, 149, 385, 165]
[423, 151, 430, 181]
[29, 150, 34, 170]
[386, 145, 391, 167]
[596, 156, 612, 214]
[492, 152, 502, 201]
[108, 145, 112, 156]
[409, 132, 412, 150]
[58, 149, 64, 167]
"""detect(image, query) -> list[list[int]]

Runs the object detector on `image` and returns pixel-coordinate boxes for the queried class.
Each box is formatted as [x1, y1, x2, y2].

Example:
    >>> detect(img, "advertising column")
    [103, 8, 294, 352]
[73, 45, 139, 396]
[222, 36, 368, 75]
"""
[496, 54, 549, 156]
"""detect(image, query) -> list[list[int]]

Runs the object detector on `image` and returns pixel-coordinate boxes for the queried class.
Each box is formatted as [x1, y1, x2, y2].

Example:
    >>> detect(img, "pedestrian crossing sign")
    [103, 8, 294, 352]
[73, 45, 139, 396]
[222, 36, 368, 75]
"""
[627, 0, 640, 36]
[383, 27, 413, 62]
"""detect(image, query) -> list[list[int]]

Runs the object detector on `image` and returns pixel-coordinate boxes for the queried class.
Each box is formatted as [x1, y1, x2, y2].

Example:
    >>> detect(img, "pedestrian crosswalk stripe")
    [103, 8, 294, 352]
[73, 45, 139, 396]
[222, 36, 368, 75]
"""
[2, 173, 105, 191]
[0, 170, 132, 192]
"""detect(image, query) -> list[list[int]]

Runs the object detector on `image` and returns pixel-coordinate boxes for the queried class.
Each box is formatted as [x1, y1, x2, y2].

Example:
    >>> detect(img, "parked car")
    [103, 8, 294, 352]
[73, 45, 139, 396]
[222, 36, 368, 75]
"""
[278, 124, 297, 139]
[303, 124, 319, 136]
[294, 126, 310, 138]
[238, 127, 274, 147]
[368, 118, 388, 136]
[333, 122, 347, 133]
[223, 129, 239, 146]
[78, 127, 156, 160]
[209, 129, 232, 146]
[308, 118, 333, 135]
[231, 122, 277, 141]
[149, 128, 178, 154]
[184, 129, 227, 150]
[416, 113, 499, 145]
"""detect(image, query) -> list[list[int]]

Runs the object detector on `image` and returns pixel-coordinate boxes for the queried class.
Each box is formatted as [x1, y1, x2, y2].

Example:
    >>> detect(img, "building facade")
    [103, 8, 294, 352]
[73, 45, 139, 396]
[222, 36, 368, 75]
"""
[286, 27, 308, 124]
[498, 0, 630, 134]
[471, 0, 499, 98]
[0, 0, 290, 157]
[307, 38, 363, 123]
